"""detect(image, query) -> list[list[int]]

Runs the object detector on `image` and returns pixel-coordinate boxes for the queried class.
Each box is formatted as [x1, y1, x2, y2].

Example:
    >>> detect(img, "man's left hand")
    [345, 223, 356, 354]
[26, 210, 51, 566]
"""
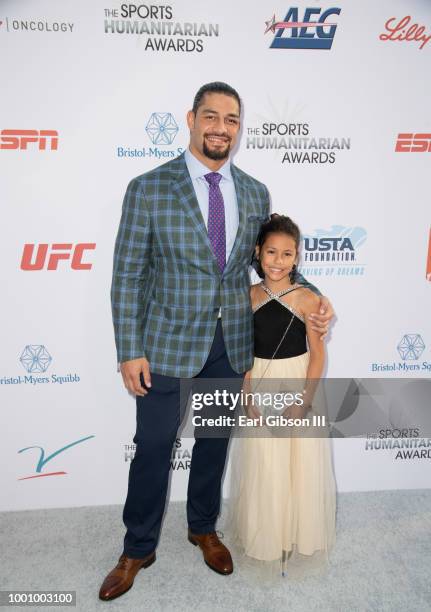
[308, 296, 334, 340]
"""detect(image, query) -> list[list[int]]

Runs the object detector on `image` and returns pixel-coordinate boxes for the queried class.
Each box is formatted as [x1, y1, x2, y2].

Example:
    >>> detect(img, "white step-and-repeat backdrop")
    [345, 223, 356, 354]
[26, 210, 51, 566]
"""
[1, 0, 430, 511]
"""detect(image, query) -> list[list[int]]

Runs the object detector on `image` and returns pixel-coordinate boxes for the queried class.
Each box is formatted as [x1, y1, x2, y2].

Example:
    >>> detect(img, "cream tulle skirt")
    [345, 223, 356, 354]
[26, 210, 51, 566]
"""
[226, 353, 336, 579]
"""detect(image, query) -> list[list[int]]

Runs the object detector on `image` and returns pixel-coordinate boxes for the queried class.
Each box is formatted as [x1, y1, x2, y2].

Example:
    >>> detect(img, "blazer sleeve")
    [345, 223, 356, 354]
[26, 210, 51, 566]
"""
[264, 185, 271, 219]
[295, 271, 322, 296]
[110, 177, 152, 363]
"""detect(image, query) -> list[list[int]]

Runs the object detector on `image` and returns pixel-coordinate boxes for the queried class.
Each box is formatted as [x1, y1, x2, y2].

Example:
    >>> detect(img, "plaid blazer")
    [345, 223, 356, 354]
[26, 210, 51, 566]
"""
[111, 152, 270, 377]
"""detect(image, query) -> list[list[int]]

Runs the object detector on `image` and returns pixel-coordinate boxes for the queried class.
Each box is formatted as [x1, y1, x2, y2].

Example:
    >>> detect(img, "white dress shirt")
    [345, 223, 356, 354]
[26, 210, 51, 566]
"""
[184, 148, 239, 264]
[184, 148, 260, 316]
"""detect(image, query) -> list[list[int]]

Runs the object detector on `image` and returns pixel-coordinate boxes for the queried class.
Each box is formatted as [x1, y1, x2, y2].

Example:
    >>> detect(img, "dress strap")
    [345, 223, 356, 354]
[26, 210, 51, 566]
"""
[254, 282, 305, 323]
[260, 282, 303, 299]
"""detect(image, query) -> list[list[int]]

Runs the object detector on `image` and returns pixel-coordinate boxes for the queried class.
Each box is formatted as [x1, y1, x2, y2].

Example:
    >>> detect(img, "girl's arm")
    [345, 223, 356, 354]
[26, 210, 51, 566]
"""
[242, 285, 261, 419]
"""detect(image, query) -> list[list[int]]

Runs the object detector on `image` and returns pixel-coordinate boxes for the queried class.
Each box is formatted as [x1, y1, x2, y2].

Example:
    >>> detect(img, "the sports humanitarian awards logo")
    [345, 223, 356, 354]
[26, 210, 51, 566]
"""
[265, 7, 341, 49]
[246, 101, 351, 165]
[103, 3, 219, 52]
[18, 435, 95, 480]
[124, 438, 191, 470]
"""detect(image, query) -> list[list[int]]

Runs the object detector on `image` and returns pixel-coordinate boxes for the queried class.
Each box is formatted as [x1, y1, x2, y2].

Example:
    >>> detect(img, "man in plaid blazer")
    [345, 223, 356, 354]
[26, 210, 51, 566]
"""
[100, 83, 333, 600]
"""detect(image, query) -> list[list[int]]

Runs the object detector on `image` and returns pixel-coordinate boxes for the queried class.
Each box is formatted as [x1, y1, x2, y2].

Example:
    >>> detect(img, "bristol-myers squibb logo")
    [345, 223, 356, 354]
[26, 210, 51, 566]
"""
[117, 112, 184, 160]
[299, 225, 366, 278]
[20, 345, 52, 373]
[397, 334, 425, 361]
[371, 334, 431, 373]
[146, 112, 178, 144]
[17, 435, 95, 480]
[0, 345, 80, 386]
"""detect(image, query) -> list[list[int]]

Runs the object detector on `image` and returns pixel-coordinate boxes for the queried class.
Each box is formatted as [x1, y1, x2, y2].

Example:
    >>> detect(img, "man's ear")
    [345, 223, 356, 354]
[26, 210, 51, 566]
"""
[186, 110, 195, 131]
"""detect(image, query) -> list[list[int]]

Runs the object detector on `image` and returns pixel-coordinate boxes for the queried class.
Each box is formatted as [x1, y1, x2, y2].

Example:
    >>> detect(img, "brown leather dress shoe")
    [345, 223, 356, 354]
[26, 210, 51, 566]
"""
[98, 552, 156, 601]
[188, 530, 233, 575]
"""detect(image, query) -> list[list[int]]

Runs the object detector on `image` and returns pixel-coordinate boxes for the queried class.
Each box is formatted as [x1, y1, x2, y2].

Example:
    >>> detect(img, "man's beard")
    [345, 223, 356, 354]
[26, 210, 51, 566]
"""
[203, 137, 231, 160]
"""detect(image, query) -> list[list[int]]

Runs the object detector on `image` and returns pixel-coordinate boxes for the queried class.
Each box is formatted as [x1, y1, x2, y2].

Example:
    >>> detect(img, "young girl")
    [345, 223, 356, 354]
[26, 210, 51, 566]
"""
[229, 214, 336, 579]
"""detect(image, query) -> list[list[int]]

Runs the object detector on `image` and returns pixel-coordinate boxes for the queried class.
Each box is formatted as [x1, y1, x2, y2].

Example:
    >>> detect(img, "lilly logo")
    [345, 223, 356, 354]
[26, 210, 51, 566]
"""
[18, 435, 95, 480]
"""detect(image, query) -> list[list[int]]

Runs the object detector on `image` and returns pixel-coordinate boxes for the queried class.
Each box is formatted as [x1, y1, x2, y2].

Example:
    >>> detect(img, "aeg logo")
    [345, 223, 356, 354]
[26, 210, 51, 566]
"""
[0, 130, 58, 150]
[265, 7, 341, 50]
[395, 133, 431, 152]
[21, 243, 96, 271]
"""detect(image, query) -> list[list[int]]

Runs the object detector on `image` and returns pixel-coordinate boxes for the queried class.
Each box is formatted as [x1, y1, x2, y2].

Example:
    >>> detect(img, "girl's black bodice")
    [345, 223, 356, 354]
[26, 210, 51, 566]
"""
[253, 285, 307, 360]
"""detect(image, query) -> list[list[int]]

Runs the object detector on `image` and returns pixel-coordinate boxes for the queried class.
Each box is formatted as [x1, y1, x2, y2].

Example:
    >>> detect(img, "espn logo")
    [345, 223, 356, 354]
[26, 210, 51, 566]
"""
[0, 130, 59, 150]
[395, 133, 431, 153]
[21, 243, 96, 271]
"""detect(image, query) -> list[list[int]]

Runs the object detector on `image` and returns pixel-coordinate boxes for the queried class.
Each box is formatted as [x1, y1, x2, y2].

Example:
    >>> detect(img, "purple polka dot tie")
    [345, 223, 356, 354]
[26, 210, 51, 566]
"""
[204, 172, 226, 273]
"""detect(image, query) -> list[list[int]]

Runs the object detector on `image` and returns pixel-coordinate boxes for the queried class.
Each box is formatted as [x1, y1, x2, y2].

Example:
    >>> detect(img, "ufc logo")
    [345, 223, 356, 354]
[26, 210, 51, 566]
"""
[21, 244, 96, 271]
[0, 130, 59, 150]
[395, 133, 431, 152]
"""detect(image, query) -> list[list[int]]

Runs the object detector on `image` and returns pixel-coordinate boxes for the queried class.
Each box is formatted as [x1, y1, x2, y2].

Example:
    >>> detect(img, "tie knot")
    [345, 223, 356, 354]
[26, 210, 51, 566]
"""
[204, 172, 222, 187]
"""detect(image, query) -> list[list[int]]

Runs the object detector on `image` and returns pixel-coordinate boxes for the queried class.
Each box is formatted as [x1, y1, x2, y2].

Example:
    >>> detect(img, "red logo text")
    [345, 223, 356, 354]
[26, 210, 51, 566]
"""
[0, 130, 59, 150]
[380, 16, 431, 50]
[395, 133, 431, 153]
[21, 244, 96, 271]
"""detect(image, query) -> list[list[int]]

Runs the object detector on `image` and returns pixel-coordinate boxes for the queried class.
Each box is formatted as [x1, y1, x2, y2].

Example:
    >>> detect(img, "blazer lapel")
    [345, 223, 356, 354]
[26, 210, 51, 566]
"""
[170, 154, 220, 275]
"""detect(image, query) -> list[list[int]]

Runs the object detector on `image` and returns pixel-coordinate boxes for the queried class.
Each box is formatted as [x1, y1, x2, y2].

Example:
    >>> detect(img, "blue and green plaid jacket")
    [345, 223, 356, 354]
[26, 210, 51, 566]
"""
[112, 152, 273, 377]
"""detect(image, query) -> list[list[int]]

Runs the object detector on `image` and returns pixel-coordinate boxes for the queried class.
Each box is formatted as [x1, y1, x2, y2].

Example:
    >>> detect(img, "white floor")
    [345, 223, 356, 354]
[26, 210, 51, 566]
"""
[1, 490, 431, 612]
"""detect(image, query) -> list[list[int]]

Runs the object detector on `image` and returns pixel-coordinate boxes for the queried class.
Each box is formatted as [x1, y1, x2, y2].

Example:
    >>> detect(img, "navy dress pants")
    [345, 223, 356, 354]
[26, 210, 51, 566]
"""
[122, 320, 244, 558]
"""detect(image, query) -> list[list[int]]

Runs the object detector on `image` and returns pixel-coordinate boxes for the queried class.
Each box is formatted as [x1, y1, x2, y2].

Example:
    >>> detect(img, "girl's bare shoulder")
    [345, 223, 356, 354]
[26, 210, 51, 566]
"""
[292, 287, 320, 316]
